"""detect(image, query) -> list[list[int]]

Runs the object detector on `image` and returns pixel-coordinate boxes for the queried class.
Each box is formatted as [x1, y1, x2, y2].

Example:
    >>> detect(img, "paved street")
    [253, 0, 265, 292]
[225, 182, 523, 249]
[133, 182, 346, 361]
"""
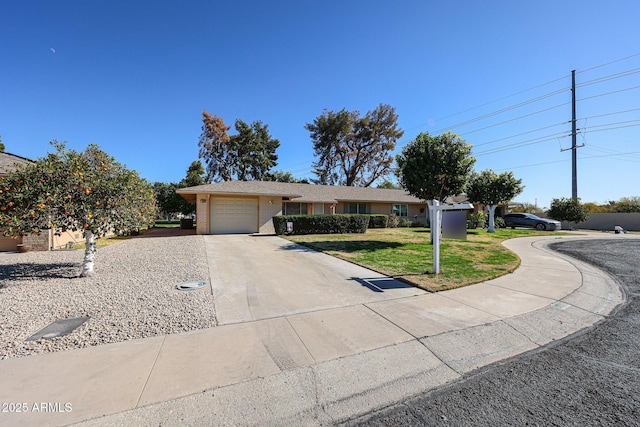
[347, 238, 640, 427]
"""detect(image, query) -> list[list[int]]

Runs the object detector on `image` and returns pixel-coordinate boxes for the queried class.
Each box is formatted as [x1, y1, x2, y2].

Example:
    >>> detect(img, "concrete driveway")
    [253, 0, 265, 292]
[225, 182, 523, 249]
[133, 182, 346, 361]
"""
[204, 235, 424, 325]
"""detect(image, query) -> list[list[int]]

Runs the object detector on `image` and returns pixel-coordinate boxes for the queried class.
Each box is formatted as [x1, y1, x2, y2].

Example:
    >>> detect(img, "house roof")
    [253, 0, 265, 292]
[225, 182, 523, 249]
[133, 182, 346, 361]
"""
[177, 181, 426, 204]
[0, 152, 33, 175]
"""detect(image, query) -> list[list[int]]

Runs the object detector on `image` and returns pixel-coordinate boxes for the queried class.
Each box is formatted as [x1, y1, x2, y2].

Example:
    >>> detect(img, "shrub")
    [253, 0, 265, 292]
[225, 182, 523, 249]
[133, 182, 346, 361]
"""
[272, 214, 370, 235]
[399, 218, 413, 227]
[494, 216, 505, 228]
[368, 214, 388, 229]
[547, 198, 589, 223]
[467, 212, 487, 229]
[387, 214, 400, 228]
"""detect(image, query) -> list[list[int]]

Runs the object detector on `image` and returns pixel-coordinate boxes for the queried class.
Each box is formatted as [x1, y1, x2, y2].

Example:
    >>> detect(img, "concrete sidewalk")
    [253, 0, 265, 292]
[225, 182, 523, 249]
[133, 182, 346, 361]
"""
[0, 234, 626, 427]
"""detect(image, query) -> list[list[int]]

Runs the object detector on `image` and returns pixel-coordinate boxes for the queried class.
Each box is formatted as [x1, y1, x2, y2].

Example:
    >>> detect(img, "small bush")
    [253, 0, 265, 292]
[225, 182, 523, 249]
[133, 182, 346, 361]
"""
[387, 214, 400, 228]
[273, 214, 370, 235]
[494, 216, 506, 228]
[368, 214, 388, 229]
[399, 218, 413, 227]
[467, 212, 487, 229]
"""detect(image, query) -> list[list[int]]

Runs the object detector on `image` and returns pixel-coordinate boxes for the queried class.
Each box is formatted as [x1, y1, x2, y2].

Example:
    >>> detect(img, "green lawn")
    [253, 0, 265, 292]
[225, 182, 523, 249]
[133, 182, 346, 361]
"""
[154, 220, 181, 228]
[285, 227, 561, 292]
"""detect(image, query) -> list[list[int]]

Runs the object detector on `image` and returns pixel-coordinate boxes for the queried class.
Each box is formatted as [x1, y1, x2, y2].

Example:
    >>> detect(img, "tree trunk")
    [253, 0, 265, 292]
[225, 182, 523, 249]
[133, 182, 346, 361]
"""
[487, 205, 497, 233]
[80, 232, 97, 277]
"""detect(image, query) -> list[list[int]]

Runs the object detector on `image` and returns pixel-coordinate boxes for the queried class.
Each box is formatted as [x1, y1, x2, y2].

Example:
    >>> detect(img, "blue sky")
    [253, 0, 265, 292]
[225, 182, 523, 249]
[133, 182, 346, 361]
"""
[1, 1, 639, 208]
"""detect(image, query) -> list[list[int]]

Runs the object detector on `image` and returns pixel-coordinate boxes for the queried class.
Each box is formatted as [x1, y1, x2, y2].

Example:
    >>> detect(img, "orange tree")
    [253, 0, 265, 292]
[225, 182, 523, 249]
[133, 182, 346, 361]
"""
[0, 141, 156, 277]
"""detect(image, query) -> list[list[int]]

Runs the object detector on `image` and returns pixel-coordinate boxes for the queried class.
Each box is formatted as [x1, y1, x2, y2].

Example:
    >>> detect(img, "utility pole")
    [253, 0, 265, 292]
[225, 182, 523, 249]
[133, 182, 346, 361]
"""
[562, 70, 583, 200]
[571, 69, 578, 201]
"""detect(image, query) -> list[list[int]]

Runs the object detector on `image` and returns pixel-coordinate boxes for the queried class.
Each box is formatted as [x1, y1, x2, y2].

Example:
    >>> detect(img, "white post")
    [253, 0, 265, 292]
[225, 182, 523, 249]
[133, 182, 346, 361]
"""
[432, 199, 441, 274]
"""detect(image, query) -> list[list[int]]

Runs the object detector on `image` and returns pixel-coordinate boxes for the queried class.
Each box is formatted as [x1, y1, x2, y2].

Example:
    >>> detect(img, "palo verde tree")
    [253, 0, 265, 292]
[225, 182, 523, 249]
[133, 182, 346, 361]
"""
[466, 169, 524, 232]
[305, 103, 404, 186]
[198, 111, 279, 182]
[0, 141, 156, 277]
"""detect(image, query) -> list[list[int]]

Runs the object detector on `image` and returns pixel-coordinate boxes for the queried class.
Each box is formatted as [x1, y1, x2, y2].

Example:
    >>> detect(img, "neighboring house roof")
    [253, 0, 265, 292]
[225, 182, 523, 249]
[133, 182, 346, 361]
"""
[177, 181, 426, 204]
[0, 152, 33, 176]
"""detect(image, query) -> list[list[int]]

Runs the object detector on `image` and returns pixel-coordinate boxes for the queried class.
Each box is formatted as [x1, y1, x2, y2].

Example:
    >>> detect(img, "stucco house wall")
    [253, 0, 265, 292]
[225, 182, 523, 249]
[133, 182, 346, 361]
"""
[177, 181, 433, 235]
[259, 196, 282, 234]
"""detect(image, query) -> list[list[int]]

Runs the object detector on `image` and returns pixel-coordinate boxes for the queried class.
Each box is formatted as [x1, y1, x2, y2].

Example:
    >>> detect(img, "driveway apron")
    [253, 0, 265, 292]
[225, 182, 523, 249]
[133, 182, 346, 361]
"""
[204, 235, 424, 325]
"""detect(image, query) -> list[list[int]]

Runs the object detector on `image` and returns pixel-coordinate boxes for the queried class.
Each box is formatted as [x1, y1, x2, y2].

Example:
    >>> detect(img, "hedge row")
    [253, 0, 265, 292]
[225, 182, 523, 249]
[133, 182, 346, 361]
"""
[273, 214, 388, 235]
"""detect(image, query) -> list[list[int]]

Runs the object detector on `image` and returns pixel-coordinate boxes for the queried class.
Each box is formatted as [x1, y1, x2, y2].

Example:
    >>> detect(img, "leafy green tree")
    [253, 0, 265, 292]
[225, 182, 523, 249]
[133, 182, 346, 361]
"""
[306, 103, 404, 186]
[607, 196, 640, 213]
[198, 111, 280, 182]
[153, 161, 206, 219]
[231, 119, 279, 181]
[583, 202, 608, 213]
[396, 131, 475, 242]
[466, 169, 524, 232]
[377, 180, 402, 189]
[0, 135, 5, 152]
[396, 132, 475, 202]
[183, 160, 205, 187]
[510, 201, 544, 214]
[266, 170, 310, 183]
[547, 197, 588, 225]
[152, 182, 183, 219]
[0, 142, 156, 277]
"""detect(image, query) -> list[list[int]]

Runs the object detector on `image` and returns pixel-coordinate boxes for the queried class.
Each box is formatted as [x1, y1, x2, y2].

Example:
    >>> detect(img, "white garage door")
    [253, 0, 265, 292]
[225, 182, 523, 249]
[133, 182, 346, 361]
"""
[210, 197, 258, 234]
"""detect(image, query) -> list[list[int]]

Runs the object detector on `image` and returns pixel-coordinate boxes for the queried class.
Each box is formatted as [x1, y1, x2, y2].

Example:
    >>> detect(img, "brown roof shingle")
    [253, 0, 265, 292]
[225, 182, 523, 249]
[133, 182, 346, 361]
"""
[177, 181, 425, 204]
[0, 152, 33, 175]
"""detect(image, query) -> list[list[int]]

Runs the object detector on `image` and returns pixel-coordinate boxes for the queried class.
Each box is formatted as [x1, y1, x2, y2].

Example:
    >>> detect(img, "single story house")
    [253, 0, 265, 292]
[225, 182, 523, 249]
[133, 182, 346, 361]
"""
[0, 152, 84, 251]
[177, 181, 431, 235]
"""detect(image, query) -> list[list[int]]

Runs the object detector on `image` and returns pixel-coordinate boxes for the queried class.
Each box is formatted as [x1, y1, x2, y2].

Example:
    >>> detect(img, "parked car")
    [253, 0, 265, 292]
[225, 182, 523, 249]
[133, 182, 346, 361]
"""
[502, 213, 561, 231]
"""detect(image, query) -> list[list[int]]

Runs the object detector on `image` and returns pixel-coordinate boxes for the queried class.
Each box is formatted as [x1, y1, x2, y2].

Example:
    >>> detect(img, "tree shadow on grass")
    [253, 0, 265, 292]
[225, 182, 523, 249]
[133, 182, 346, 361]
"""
[280, 240, 403, 253]
[0, 263, 79, 286]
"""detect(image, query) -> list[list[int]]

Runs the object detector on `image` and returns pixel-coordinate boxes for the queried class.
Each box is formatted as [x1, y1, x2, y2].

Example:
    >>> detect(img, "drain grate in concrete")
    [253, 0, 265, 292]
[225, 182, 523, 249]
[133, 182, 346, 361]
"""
[26, 317, 89, 341]
[176, 280, 208, 291]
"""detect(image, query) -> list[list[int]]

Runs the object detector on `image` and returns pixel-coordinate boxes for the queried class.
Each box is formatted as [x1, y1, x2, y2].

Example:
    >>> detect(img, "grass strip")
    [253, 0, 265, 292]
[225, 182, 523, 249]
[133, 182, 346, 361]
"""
[285, 227, 564, 292]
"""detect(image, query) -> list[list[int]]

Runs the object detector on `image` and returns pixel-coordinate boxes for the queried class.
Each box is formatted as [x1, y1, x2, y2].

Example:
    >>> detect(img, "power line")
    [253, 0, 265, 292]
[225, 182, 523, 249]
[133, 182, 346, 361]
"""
[473, 121, 568, 147]
[459, 102, 570, 137]
[577, 52, 640, 75]
[474, 132, 571, 156]
[583, 145, 640, 162]
[577, 85, 640, 103]
[474, 120, 640, 157]
[576, 67, 640, 88]
[577, 107, 640, 121]
[580, 122, 640, 134]
[495, 150, 640, 172]
[433, 87, 569, 134]
[403, 53, 640, 139]
[405, 74, 570, 132]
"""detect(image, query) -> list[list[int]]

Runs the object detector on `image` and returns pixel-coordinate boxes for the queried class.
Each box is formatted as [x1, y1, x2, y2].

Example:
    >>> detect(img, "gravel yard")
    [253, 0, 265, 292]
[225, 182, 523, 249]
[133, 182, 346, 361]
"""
[0, 231, 216, 359]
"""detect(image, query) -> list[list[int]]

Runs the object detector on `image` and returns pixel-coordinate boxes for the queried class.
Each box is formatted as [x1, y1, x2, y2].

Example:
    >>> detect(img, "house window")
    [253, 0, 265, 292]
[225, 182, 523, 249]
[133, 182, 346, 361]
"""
[392, 204, 408, 217]
[348, 203, 368, 214]
[282, 202, 308, 215]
